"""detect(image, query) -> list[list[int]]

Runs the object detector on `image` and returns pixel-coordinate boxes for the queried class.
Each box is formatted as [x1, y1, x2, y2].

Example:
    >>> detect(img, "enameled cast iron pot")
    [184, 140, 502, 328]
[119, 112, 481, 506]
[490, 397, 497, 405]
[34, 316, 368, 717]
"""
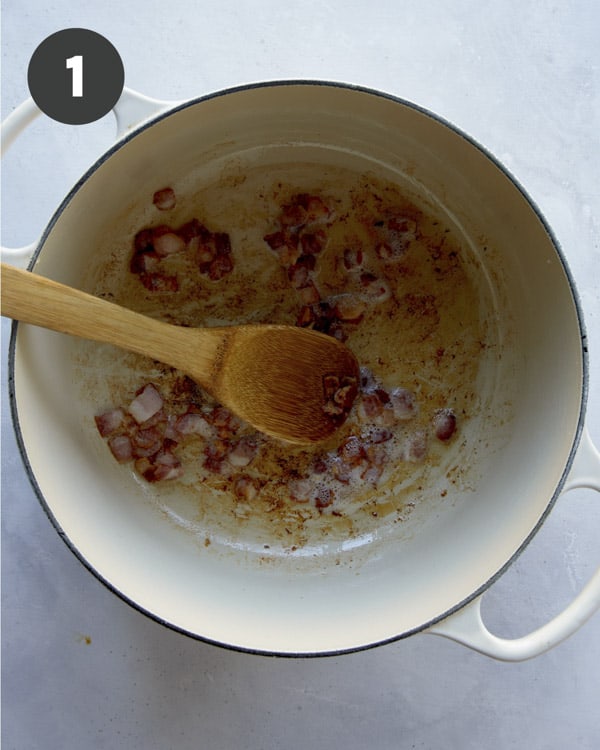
[2, 81, 599, 660]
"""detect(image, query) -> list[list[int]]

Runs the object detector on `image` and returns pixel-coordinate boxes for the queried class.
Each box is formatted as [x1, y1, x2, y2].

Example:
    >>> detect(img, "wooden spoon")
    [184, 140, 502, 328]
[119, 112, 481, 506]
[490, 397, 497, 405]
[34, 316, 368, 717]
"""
[0, 263, 360, 444]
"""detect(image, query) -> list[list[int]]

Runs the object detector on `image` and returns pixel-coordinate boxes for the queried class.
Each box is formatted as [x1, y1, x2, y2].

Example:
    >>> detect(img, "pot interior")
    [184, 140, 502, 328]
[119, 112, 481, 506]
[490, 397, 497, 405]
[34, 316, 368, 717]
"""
[12, 83, 585, 654]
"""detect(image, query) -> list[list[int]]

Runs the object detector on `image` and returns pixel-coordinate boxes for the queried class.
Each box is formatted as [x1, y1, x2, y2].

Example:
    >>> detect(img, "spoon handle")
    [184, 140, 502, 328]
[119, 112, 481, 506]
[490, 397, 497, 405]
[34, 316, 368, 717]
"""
[0, 263, 217, 383]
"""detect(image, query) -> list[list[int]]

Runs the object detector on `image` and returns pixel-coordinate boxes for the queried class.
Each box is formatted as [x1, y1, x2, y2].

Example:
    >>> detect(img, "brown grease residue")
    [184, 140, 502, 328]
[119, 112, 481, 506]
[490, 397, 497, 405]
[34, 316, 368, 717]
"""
[82, 167, 498, 557]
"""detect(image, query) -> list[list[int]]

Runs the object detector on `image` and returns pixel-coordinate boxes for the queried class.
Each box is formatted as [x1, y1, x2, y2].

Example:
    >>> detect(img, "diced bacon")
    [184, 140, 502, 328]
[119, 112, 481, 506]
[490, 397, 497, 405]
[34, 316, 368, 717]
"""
[280, 202, 307, 230]
[208, 251, 234, 281]
[297, 194, 331, 225]
[433, 409, 457, 441]
[153, 187, 176, 211]
[288, 263, 311, 289]
[227, 437, 258, 467]
[337, 436, 367, 466]
[358, 392, 385, 420]
[288, 478, 312, 503]
[403, 431, 428, 463]
[130, 250, 161, 274]
[264, 230, 287, 250]
[203, 440, 231, 474]
[297, 281, 321, 305]
[128, 384, 164, 425]
[153, 232, 185, 257]
[95, 408, 125, 437]
[343, 247, 364, 272]
[135, 450, 184, 482]
[360, 273, 391, 302]
[175, 411, 213, 438]
[299, 230, 326, 255]
[333, 295, 366, 323]
[108, 434, 133, 463]
[176, 218, 206, 243]
[389, 387, 418, 421]
[314, 486, 334, 509]
[233, 475, 259, 501]
[131, 427, 163, 458]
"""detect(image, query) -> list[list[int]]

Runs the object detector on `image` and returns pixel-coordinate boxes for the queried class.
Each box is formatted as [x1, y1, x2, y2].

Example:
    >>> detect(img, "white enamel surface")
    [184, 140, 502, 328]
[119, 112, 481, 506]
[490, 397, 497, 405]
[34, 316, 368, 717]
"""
[9, 83, 586, 654]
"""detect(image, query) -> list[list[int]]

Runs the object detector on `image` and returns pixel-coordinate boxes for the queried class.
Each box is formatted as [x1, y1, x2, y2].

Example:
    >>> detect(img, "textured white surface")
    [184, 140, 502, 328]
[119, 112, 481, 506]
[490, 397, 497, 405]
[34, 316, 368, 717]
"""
[1, 1, 599, 748]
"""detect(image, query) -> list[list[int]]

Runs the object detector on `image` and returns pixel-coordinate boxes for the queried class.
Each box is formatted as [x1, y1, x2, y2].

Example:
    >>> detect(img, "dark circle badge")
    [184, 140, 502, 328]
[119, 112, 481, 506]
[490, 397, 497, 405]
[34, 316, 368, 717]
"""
[27, 29, 125, 125]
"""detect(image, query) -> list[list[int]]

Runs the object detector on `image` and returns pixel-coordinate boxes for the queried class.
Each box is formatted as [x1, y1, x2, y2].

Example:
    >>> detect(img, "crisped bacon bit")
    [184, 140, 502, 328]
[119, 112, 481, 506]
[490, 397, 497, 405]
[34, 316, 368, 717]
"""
[128, 383, 163, 425]
[322, 374, 359, 418]
[174, 411, 213, 438]
[196, 232, 234, 280]
[108, 434, 133, 463]
[333, 295, 366, 323]
[403, 431, 428, 463]
[135, 451, 184, 482]
[433, 408, 457, 441]
[280, 202, 307, 230]
[338, 436, 367, 466]
[203, 440, 230, 474]
[360, 273, 391, 302]
[206, 406, 241, 438]
[343, 247, 364, 272]
[233, 475, 260, 501]
[131, 427, 163, 459]
[288, 478, 312, 503]
[153, 187, 176, 211]
[95, 408, 125, 437]
[263, 230, 286, 250]
[314, 486, 334, 509]
[296, 281, 321, 305]
[300, 230, 326, 255]
[153, 232, 185, 257]
[227, 437, 258, 467]
[389, 387, 418, 421]
[358, 392, 384, 419]
[297, 194, 331, 224]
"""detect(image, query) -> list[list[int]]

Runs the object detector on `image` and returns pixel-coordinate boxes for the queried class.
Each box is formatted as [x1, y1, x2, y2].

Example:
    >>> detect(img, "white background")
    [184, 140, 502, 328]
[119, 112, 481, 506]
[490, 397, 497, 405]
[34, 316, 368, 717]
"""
[2, 1, 599, 748]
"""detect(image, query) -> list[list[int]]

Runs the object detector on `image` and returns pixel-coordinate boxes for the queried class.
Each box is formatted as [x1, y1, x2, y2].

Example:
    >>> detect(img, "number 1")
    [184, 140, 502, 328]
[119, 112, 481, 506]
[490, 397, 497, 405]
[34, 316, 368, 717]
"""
[66, 55, 83, 97]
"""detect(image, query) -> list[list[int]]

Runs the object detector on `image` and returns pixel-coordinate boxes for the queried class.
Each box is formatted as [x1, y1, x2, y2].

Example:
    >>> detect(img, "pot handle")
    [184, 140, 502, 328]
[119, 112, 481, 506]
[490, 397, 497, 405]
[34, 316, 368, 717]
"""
[0, 98, 43, 267]
[0, 88, 174, 267]
[426, 427, 600, 661]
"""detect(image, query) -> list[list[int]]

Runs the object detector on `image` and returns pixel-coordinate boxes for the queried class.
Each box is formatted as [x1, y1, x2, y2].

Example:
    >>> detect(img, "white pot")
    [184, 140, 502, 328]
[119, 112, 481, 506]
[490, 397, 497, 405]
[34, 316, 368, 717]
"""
[3, 82, 599, 660]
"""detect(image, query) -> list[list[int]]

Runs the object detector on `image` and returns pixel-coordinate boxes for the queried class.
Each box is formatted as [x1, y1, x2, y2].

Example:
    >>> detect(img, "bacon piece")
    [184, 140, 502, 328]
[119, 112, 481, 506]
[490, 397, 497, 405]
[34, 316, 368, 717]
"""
[153, 232, 185, 257]
[333, 295, 366, 323]
[389, 387, 418, 421]
[174, 411, 213, 438]
[128, 384, 163, 425]
[233, 475, 260, 501]
[108, 434, 133, 463]
[288, 478, 313, 503]
[95, 408, 125, 437]
[433, 409, 457, 441]
[227, 437, 258, 467]
[403, 431, 428, 463]
[153, 187, 176, 210]
[131, 426, 163, 458]
[360, 273, 391, 302]
[299, 230, 326, 255]
[343, 247, 364, 272]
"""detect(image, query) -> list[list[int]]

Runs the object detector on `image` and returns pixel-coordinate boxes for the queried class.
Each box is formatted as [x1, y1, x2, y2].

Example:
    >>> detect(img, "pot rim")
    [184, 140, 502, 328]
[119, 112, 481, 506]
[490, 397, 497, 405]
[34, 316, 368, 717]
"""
[7, 78, 590, 657]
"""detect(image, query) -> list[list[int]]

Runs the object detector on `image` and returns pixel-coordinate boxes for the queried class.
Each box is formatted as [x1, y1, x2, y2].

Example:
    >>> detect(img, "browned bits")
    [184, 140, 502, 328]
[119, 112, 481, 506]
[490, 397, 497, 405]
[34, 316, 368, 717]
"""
[322, 374, 359, 418]
[130, 196, 234, 291]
